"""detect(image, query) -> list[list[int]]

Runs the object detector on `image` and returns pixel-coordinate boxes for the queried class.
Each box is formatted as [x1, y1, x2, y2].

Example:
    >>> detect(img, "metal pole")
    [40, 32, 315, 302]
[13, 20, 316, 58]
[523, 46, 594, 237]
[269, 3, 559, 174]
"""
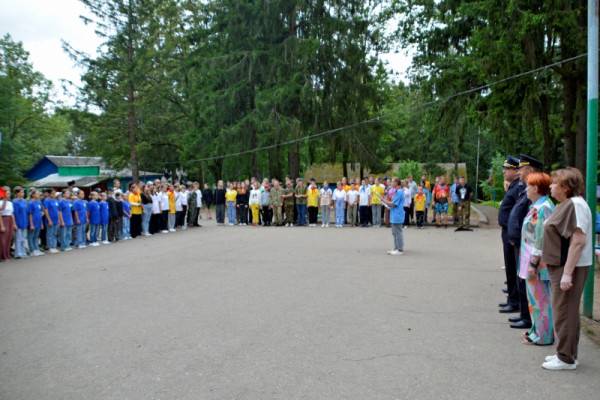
[583, 0, 598, 318]
[475, 127, 481, 201]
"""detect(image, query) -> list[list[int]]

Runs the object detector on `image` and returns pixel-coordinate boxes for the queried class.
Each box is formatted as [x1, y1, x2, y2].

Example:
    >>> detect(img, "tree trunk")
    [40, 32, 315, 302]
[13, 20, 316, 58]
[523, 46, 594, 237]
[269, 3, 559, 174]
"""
[539, 93, 553, 168]
[127, 40, 139, 182]
[288, 143, 300, 178]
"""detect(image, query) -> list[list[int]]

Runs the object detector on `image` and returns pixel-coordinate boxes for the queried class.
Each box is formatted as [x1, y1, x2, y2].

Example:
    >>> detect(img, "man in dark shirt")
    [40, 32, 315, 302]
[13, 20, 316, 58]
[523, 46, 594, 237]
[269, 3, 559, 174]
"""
[505, 154, 544, 329]
[454, 176, 473, 230]
[498, 156, 521, 314]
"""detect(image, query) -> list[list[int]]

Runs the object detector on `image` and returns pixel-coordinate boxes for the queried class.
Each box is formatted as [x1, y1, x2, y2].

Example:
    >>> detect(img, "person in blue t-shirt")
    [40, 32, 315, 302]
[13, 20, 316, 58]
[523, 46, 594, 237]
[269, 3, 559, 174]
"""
[43, 189, 60, 253]
[99, 192, 110, 244]
[381, 178, 405, 255]
[121, 197, 131, 240]
[73, 190, 88, 248]
[59, 190, 74, 251]
[27, 189, 45, 256]
[12, 186, 29, 258]
[87, 191, 101, 246]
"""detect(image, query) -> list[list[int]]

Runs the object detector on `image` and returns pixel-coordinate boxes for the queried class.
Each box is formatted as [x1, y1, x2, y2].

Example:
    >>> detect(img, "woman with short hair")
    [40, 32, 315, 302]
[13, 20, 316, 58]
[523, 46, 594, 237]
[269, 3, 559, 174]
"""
[541, 167, 594, 370]
[518, 172, 555, 346]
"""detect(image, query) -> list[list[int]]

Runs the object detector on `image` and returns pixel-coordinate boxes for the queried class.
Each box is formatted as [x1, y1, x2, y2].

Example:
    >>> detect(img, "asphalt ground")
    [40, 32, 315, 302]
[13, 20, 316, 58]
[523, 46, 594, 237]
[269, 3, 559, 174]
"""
[1, 222, 599, 400]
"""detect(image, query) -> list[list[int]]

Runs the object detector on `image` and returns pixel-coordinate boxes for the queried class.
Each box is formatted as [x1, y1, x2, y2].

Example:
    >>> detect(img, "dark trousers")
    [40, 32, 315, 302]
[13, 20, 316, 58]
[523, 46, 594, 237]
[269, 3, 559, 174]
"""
[150, 213, 160, 234]
[308, 206, 318, 224]
[409, 202, 415, 223]
[238, 204, 248, 224]
[108, 217, 121, 241]
[501, 228, 519, 307]
[130, 214, 141, 238]
[216, 204, 225, 224]
[359, 206, 369, 226]
[161, 210, 169, 231]
[261, 206, 272, 226]
[514, 246, 531, 322]
[175, 211, 184, 227]
[403, 206, 410, 226]
[416, 211, 424, 227]
[367, 205, 372, 225]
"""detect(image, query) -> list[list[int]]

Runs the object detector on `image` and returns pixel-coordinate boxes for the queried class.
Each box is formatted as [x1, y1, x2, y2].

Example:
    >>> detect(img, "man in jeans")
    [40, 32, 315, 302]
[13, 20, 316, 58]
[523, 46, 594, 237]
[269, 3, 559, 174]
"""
[381, 178, 405, 255]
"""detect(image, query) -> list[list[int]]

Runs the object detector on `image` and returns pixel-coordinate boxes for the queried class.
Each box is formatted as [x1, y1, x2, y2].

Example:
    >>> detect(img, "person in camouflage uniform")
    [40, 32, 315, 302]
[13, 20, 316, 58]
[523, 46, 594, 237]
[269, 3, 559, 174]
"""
[282, 179, 295, 227]
[269, 179, 284, 226]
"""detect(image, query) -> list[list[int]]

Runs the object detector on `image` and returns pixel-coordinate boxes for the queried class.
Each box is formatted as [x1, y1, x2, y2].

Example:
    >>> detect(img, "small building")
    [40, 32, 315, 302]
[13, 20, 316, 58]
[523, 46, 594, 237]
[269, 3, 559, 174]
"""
[26, 155, 162, 192]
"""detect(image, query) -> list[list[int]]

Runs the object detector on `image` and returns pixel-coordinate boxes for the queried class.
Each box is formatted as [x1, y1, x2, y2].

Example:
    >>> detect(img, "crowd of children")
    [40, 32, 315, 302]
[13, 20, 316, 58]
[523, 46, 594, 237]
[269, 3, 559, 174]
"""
[0, 174, 473, 261]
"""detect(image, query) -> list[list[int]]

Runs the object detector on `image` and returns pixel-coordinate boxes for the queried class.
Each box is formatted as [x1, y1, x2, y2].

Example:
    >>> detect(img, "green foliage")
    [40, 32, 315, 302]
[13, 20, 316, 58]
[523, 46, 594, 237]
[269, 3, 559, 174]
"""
[395, 160, 422, 180]
[479, 152, 506, 202]
[0, 34, 71, 186]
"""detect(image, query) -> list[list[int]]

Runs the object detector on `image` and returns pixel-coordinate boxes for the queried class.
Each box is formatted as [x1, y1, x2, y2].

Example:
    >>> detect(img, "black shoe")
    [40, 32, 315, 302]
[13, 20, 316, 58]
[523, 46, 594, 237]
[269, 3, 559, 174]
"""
[508, 316, 522, 323]
[502, 288, 508, 294]
[510, 320, 532, 329]
[499, 305, 519, 314]
[498, 302, 509, 308]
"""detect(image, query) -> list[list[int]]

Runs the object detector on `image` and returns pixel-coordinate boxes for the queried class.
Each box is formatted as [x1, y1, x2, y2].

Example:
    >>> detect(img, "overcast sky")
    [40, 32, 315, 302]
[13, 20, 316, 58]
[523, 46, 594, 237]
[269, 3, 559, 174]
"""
[0, 0, 411, 106]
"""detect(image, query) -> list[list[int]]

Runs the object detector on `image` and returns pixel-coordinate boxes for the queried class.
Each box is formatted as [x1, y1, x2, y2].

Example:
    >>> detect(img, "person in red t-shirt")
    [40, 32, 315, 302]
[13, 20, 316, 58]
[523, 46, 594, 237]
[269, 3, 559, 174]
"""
[432, 177, 450, 227]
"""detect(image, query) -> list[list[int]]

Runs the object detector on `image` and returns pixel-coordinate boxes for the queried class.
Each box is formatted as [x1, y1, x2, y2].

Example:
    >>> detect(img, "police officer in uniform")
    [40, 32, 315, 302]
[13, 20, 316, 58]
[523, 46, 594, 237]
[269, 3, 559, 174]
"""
[505, 154, 544, 329]
[498, 156, 521, 314]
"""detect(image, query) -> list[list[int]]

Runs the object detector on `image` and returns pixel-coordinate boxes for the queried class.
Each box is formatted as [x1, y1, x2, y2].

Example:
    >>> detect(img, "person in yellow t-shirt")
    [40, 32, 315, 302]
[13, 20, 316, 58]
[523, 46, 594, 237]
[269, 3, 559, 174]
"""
[306, 179, 320, 226]
[225, 183, 238, 225]
[127, 184, 143, 238]
[167, 185, 177, 231]
[414, 185, 426, 228]
[370, 178, 385, 226]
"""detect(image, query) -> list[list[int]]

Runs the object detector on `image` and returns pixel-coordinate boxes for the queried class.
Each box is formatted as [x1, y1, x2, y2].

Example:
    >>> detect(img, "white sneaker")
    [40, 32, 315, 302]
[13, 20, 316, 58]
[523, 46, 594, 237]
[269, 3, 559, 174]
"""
[90, 242, 100, 247]
[32, 250, 42, 257]
[78, 245, 87, 249]
[49, 248, 59, 254]
[388, 250, 404, 256]
[161, 230, 169, 233]
[542, 357, 577, 370]
[386, 249, 396, 254]
[64, 247, 73, 252]
[169, 229, 176, 232]
[102, 241, 110, 245]
[545, 355, 578, 365]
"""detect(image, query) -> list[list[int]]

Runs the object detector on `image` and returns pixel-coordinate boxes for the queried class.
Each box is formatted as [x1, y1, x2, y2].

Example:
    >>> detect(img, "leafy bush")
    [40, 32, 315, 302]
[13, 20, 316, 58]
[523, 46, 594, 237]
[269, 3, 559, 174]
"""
[395, 160, 423, 179]
[480, 152, 506, 201]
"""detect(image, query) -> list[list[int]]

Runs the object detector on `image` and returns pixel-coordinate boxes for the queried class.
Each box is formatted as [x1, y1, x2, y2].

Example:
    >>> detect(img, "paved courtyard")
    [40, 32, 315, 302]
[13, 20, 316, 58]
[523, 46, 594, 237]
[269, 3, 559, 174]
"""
[1, 223, 599, 400]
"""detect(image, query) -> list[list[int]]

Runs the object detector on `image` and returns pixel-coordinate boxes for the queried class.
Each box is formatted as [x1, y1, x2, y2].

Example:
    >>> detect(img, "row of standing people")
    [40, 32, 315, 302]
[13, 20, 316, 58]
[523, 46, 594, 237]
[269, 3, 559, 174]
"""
[212, 175, 473, 229]
[497, 155, 594, 371]
[0, 179, 211, 261]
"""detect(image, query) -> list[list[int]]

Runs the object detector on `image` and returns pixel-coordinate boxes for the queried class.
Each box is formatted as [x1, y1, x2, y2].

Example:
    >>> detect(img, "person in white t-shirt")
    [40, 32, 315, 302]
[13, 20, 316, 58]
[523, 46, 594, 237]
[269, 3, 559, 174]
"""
[346, 182, 359, 227]
[358, 180, 371, 227]
[180, 185, 189, 229]
[332, 182, 347, 228]
[195, 182, 203, 224]
[150, 186, 162, 234]
[541, 167, 594, 371]
[159, 185, 170, 233]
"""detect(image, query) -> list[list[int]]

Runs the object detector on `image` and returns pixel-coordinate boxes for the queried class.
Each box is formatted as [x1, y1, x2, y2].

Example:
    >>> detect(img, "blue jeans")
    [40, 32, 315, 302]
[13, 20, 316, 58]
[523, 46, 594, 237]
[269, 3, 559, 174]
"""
[122, 217, 130, 239]
[101, 224, 108, 242]
[46, 224, 58, 249]
[296, 204, 307, 226]
[15, 228, 28, 257]
[74, 223, 86, 246]
[61, 225, 72, 250]
[335, 202, 345, 226]
[227, 202, 236, 224]
[28, 227, 41, 252]
[142, 204, 153, 234]
[89, 224, 99, 243]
